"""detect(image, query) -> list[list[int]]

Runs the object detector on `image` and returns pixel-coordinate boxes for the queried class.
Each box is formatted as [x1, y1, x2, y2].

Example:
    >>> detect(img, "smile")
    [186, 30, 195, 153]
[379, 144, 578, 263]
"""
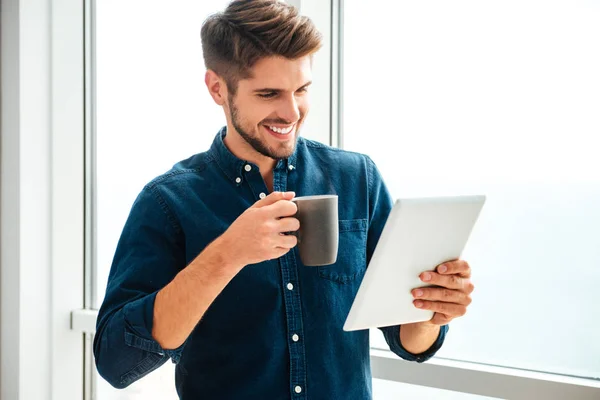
[266, 125, 294, 135]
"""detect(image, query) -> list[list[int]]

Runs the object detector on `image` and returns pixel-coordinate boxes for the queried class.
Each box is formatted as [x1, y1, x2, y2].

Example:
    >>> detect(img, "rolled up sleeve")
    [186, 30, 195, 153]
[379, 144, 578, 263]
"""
[379, 324, 449, 362]
[93, 185, 186, 388]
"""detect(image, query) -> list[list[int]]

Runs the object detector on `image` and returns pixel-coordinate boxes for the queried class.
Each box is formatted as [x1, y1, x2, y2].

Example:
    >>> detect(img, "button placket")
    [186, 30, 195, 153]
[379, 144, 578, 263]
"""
[280, 251, 307, 398]
[274, 167, 306, 399]
[244, 163, 270, 201]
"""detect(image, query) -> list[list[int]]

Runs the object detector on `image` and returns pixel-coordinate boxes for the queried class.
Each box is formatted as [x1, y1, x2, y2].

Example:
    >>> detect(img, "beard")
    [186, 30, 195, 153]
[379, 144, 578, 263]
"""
[229, 96, 301, 160]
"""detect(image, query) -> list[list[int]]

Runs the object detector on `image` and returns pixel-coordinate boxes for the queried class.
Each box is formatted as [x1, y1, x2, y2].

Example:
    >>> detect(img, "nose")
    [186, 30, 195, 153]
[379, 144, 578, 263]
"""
[278, 94, 301, 124]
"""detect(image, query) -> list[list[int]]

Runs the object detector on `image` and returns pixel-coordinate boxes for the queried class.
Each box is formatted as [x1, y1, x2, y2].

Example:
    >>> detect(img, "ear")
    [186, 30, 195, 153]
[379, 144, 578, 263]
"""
[205, 70, 227, 106]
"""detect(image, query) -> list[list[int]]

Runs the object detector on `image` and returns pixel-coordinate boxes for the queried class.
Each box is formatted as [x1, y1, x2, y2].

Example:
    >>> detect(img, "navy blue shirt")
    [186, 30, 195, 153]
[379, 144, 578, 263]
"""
[94, 128, 448, 399]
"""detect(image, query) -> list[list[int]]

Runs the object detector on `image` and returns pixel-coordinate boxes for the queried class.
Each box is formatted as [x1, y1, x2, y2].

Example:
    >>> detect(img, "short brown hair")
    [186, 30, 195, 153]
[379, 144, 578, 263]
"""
[201, 0, 323, 94]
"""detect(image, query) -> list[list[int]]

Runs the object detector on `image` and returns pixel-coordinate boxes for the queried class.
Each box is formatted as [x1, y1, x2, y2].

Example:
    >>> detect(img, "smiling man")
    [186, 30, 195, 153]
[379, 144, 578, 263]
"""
[94, 1, 474, 399]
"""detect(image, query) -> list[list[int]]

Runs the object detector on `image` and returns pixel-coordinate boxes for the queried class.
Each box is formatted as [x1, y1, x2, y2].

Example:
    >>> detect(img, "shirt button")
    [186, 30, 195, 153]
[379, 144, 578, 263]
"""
[235, 177, 241, 184]
[244, 164, 252, 172]
[292, 334, 299, 342]
[259, 192, 266, 199]
[288, 164, 294, 171]
[286, 283, 294, 290]
[294, 386, 302, 394]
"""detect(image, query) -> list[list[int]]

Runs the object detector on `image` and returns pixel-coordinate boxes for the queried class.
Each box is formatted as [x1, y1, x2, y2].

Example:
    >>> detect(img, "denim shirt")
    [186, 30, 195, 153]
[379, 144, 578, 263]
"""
[94, 128, 448, 399]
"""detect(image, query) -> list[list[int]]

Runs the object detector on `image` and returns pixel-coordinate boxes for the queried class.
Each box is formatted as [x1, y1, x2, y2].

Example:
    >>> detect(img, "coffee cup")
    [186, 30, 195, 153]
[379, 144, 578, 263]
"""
[291, 195, 339, 266]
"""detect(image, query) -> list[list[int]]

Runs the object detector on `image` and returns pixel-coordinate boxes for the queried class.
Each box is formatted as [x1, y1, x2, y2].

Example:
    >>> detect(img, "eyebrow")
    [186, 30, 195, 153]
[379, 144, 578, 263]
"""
[253, 81, 313, 93]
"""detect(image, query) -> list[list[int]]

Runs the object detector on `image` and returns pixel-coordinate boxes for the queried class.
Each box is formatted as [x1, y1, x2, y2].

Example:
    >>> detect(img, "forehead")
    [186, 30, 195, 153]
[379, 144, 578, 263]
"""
[240, 55, 313, 90]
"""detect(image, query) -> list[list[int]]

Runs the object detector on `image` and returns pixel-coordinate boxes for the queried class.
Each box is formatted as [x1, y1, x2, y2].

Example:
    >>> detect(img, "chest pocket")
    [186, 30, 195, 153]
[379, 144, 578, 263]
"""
[318, 219, 368, 283]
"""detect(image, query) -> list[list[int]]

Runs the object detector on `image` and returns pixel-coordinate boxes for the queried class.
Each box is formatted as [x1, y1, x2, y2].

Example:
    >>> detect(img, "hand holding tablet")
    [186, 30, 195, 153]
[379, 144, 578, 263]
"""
[343, 195, 486, 331]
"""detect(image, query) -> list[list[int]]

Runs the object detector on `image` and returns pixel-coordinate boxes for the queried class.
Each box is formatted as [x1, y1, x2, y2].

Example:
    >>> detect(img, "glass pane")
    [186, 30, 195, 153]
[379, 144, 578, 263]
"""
[346, 0, 600, 378]
[373, 379, 500, 400]
[94, 1, 230, 398]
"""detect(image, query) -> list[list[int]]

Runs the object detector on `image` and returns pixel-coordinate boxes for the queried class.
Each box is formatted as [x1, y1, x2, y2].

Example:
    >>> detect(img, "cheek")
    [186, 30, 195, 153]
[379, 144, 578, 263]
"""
[298, 99, 309, 118]
[301, 106, 309, 118]
[248, 105, 274, 125]
[234, 96, 267, 123]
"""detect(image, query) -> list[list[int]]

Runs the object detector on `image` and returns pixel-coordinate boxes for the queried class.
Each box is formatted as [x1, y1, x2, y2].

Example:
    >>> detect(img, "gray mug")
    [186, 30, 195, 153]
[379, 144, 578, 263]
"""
[291, 195, 339, 266]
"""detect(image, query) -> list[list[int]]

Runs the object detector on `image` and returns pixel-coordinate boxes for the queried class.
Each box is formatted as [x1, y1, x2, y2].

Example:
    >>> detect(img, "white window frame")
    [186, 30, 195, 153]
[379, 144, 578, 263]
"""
[371, 350, 600, 399]
[1, 0, 85, 399]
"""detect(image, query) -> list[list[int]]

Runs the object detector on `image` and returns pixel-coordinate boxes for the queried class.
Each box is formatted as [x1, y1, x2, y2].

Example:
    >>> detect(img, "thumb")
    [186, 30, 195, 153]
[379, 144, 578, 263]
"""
[251, 191, 295, 209]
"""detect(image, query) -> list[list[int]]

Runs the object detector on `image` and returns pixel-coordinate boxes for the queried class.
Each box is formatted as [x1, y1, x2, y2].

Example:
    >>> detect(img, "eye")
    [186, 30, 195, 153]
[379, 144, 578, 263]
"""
[297, 87, 309, 94]
[258, 92, 277, 99]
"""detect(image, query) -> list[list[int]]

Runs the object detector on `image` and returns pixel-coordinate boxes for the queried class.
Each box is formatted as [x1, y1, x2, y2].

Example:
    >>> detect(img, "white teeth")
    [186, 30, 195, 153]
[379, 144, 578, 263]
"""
[268, 125, 293, 134]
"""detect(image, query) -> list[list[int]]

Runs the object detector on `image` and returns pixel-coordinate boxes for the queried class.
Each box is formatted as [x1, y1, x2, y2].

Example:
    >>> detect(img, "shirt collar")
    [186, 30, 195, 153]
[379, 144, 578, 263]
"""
[209, 126, 298, 185]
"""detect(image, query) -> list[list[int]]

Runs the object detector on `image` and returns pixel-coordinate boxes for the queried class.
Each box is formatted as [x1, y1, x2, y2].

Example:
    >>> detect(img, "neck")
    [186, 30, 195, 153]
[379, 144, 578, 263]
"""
[223, 125, 278, 187]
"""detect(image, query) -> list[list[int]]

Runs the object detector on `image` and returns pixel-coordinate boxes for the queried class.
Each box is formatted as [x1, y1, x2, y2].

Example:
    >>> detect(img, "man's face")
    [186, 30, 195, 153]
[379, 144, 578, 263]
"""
[226, 55, 312, 160]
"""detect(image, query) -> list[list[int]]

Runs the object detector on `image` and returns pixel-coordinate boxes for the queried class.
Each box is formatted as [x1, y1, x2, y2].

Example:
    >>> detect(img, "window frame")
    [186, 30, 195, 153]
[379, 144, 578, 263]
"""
[1, 0, 86, 398]
[371, 349, 600, 399]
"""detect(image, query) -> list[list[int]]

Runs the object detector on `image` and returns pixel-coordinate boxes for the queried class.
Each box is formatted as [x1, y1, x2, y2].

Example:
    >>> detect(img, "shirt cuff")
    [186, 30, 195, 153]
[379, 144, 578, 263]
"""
[380, 323, 449, 363]
[122, 292, 186, 363]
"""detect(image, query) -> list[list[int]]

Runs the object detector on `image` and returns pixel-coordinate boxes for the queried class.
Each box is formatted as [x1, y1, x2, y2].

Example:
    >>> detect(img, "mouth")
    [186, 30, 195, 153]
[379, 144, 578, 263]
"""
[263, 124, 296, 140]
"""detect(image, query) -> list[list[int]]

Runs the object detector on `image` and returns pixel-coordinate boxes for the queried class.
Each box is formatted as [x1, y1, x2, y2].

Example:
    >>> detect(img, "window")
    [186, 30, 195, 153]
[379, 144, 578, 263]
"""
[344, 0, 600, 384]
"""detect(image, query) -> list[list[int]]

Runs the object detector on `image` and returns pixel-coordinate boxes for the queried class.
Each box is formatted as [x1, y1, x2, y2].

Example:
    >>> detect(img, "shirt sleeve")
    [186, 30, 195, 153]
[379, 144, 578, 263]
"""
[93, 185, 187, 388]
[365, 155, 449, 362]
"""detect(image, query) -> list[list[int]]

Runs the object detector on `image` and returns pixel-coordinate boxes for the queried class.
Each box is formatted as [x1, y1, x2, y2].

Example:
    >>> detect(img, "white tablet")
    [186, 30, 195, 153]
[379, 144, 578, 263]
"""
[343, 195, 486, 331]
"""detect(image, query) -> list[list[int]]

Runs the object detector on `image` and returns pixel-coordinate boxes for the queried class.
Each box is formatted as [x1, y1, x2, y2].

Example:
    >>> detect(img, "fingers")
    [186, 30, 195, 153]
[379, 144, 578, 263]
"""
[271, 247, 293, 260]
[412, 287, 472, 306]
[437, 259, 471, 278]
[417, 260, 473, 325]
[251, 191, 295, 209]
[413, 300, 467, 318]
[419, 271, 474, 293]
[276, 234, 298, 249]
[276, 217, 300, 233]
[430, 312, 453, 325]
[264, 198, 298, 218]
[257, 230, 297, 261]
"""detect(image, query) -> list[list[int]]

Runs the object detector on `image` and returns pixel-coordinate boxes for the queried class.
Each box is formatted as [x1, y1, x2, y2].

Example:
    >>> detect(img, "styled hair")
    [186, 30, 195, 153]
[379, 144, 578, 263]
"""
[201, 0, 323, 94]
